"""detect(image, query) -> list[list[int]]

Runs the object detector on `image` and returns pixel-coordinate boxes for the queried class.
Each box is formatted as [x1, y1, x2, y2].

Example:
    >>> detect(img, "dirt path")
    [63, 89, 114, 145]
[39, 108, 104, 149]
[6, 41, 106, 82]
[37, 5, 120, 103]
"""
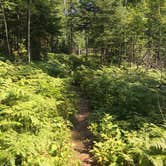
[71, 88, 94, 166]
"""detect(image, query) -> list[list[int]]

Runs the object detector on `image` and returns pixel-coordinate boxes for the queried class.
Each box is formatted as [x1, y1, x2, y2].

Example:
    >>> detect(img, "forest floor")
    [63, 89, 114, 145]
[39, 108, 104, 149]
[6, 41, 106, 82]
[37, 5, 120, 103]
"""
[71, 88, 94, 166]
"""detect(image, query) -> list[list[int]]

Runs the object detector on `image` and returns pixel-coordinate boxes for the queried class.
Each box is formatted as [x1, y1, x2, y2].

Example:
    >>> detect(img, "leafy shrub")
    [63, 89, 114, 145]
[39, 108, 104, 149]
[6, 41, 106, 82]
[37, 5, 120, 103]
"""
[77, 65, 166, 165]
[42, 53, 96, 78]
[0, 60, 78, 166]
[37, 53, 84, 78]
[90, 114, 166, 166]
[79, 66, 166, 127]
[13, 40, 27, 63]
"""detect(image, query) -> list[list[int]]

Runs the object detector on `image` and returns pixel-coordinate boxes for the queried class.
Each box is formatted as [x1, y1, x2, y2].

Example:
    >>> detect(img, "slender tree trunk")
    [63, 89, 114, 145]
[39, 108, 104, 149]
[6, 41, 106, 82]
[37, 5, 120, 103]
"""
[118, 44, 122, 67]
[50, 0, 54, 53]
[67, 19, 73, 54]
[132, 37, 135, 65]
[27, 0, 31, 63]
[157, 27, 161, 66]
[84, 30, 88, 59]
[50, 35, 54, 52]
[0, 1, 11, 55]
[157, 2, 161, 66]
[101, 48, 105, 64]
[64, 0, 67, 11]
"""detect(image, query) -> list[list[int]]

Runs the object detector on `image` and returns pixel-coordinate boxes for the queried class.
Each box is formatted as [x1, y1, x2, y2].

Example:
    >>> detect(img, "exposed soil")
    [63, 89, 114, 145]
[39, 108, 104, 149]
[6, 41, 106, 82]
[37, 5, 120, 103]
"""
[71, 88, 94, 166]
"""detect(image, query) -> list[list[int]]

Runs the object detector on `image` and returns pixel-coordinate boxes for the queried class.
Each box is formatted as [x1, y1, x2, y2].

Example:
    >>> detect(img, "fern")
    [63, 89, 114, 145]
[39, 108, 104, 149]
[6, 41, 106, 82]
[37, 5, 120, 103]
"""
[0, 60, 77, 165]
[78, 65, 166, 165]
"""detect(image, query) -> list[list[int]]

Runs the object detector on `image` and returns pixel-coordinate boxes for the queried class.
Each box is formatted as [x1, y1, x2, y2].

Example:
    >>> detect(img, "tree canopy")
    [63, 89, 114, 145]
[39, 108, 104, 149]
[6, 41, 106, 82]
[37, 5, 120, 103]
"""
[0, 0, 165, 66]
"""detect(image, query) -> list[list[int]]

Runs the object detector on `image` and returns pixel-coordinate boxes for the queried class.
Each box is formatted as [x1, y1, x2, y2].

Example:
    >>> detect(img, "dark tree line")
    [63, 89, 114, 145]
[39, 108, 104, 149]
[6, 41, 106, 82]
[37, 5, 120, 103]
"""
[0, 0, 61, 61]
[0, 0, 166, 67]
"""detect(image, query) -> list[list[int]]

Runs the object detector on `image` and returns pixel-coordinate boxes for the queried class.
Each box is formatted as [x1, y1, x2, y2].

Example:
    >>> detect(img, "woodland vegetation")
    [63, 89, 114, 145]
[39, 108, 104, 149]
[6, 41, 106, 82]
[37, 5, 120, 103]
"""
[0, 0, 166, 166]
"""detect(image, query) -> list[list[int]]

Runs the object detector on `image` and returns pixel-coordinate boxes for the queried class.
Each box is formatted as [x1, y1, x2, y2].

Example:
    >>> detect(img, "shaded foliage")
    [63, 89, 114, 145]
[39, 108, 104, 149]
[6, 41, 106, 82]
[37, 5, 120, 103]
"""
[0, 60, 78, 166]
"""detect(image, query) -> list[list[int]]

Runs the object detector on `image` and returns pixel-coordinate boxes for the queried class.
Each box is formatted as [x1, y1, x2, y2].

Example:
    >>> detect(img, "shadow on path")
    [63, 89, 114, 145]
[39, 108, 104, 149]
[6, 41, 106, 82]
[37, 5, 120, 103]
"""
[71, 87, 95, 166]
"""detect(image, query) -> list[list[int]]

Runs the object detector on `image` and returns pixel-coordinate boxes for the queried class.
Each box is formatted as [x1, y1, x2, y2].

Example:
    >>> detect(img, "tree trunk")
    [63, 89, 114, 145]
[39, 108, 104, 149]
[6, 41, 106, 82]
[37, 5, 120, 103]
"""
[27, 0, 31, 63]
[64, 0, 67, 12]
[0, 1, 10, 55]
[31, 37, 41, 60]
[50, 35, 54, 52]
[157, 3, 161, 66]
[84, 30, 88, 59]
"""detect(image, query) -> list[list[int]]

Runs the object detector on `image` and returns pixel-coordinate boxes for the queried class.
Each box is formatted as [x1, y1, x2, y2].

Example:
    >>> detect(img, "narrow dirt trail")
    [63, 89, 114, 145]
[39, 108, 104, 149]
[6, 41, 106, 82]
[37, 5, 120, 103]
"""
[71, 88, 94, 166]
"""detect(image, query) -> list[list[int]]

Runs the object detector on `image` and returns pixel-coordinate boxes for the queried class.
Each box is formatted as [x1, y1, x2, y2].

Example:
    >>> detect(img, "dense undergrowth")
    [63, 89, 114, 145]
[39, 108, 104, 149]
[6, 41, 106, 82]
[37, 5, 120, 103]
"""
[38, 54, 166, 165]
[75, 65, 166, 166]
[0, 59, 78, 166]
[1, 53, 166, 166]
